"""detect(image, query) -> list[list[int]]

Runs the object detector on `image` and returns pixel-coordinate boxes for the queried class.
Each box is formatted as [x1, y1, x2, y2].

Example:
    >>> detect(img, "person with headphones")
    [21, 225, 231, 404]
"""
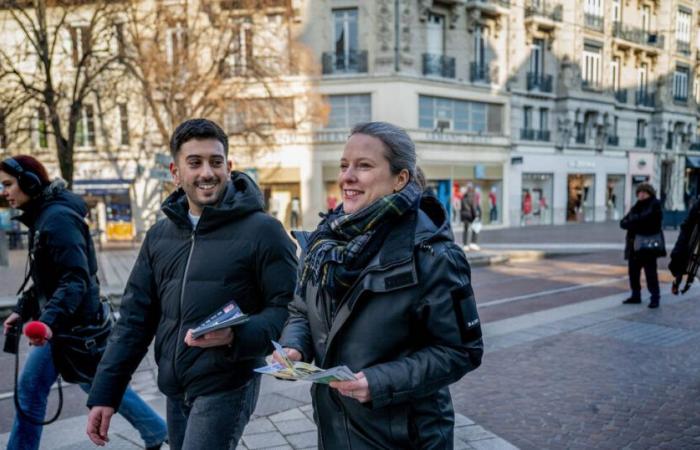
[0, 155, 168, 450]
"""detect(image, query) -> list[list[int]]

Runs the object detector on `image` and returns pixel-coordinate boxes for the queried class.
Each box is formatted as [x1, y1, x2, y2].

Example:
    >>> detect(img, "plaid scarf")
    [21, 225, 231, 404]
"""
[299, 180, 422, 299]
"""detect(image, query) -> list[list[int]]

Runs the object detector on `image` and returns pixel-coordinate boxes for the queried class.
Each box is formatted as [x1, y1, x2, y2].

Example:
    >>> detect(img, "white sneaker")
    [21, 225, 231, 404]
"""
[469, 244, 481, 251]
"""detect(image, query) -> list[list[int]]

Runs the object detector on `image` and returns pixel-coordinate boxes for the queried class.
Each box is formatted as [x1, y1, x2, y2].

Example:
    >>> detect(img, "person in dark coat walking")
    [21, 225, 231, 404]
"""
[273, 122, 483, 449]
[460, 185, 479, 250]
[669, 199, 700, 293]
[0, 156, 167, 450]
[86, 119, 298, 450]
[620, 182, 665, 308]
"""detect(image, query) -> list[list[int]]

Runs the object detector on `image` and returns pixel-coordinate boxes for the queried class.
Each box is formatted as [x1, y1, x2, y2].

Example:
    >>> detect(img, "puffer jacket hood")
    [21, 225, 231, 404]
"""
[14, 178, 88, 227]
[415, 192, 455, 245]
[161, 170, 264, 231]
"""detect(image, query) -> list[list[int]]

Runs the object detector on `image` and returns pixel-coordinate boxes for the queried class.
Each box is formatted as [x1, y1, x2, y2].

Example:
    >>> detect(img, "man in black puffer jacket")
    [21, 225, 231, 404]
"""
[87, 119, 297, 450]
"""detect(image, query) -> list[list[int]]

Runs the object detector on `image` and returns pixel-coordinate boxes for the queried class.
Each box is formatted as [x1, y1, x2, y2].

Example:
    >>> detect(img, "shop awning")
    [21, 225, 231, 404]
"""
[686, 156, 700, 169]
[72, 179, 133, 196]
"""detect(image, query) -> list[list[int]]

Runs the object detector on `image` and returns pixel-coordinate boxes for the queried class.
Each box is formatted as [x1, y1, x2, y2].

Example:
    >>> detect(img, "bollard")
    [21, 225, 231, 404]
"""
[0, 231, 8, 267]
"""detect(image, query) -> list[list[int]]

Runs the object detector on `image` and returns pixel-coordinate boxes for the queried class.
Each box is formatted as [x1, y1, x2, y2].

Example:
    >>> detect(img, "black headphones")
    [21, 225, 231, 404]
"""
[1, 158, 44, 197]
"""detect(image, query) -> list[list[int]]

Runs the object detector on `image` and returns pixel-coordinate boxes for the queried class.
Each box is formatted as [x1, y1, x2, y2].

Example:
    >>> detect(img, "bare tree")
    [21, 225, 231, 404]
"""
[117, 0, 325, 157]
[0, 0, 125, 186]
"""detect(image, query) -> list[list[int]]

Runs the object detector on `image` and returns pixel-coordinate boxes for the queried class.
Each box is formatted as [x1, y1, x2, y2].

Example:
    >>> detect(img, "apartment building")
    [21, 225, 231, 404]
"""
[509, 0, 700, 225]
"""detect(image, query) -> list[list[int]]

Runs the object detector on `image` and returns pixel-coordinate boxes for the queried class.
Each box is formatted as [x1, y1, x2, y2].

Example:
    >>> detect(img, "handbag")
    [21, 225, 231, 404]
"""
[51, 298, 114, 384]
[633, 232, 666, 256]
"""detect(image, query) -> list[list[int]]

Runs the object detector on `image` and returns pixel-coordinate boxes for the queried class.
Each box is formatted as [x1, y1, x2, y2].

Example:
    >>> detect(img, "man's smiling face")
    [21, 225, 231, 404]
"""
[170, 138, 232, 216]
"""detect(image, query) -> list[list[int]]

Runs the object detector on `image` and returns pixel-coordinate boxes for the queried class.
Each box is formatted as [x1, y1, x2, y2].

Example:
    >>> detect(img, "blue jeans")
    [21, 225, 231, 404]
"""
[166, 375, 261, 450]
[7, 343, 167, 450]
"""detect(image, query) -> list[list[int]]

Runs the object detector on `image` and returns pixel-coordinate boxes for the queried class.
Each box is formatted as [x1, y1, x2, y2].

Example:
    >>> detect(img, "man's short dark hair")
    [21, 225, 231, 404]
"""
[170, 118, 228, 159]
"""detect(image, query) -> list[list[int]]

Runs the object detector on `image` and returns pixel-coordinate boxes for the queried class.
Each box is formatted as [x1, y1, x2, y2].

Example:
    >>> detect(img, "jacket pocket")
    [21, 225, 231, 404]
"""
[389, 404, 411, 447]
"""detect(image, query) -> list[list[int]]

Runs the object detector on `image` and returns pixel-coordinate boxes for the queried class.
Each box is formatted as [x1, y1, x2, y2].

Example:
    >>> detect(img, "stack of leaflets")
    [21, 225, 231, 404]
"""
[191, 300, 249, 339]
[254, 341, 357, 384]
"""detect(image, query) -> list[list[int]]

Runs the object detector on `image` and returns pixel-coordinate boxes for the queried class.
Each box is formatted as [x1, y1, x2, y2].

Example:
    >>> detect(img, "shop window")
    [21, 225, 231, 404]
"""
[419, 95, 501, 134]
[326, 94, 371, 129]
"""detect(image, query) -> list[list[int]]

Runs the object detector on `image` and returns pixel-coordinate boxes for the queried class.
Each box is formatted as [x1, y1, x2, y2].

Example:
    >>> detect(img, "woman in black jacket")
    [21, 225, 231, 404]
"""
[620, 182, 665, 308]
[273, 122, 483, 449]
[0, 156, 167, 450]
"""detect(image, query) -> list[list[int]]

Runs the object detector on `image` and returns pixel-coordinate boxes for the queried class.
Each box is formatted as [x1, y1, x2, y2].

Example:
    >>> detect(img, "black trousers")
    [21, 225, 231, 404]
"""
[628, 255, 660, 300]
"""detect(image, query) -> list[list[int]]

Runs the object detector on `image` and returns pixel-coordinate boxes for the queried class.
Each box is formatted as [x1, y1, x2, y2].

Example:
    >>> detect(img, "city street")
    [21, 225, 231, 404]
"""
[0, 222, 698, 449]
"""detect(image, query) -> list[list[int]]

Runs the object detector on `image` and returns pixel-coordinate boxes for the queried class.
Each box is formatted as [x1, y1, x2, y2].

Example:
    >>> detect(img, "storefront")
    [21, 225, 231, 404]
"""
[685, 156, 700, 209]
[73, 180, 135, 241]
[606, 174, 625, 221]
[521, 173, 553, 226]
[246, 167, 301, 229]
[567, 174, 596, 223]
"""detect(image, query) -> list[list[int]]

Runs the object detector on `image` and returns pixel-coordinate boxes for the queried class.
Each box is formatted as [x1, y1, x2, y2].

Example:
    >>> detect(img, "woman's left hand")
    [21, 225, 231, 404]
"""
[329, 371, 371, 403]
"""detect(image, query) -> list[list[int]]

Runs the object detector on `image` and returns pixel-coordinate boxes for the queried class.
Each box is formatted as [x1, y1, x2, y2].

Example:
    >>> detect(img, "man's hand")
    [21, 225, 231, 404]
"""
[86, 406, 115, 446]
[184, 328, 233, 348]
[3, 312, 20, 336]
[330, 371, 371, 403]
[271, 347, 302, 365]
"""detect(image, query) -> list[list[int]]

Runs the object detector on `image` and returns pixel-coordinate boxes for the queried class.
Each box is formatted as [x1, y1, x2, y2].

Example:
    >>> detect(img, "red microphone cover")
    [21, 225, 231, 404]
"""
[24, 321, 48, 340]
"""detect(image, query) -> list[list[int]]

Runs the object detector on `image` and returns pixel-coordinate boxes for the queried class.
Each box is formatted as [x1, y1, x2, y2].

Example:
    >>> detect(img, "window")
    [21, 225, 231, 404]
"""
[530, 39, 544, 76]
[674, 66, 689, 100]
[539, 108, 548, 131]
[677, 9, 691, 45]
[35, 107, 48, 149]
[584, 0, 602, 16]
[76, 104, 95, 147]
[641, 5, 650, 33]
[636, 120, 646, 138]
[118, 103, 129, 146]
[115, 23, 125, 61]
[613, 116, 619, 136]
[426, 12, 444, 55]
[610, 57, 620, 91]
[166, 23, 187, 67]
[419, 95, 501, 134]
[582, 44, 602, 88]
[523, 106, 532, 130]
[70, 26, 90, 67]
[222, 18, 253, 77]
[334, 9, 358, 70]
[612, 0, 621, 22]
[637, 63, 648, 94]
[224, 98, 296, 134]
[474, 25, 486, 68]
[326, 94, 371, 129]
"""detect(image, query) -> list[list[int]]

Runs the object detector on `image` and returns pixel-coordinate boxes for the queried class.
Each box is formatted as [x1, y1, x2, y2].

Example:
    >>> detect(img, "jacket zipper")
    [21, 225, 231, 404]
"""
[174, 230, 197, 387]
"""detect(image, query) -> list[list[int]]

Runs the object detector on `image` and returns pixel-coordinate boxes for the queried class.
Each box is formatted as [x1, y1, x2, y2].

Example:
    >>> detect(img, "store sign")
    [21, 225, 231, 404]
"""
[632, 175, 650, 183]
[568, 160, 595, 169]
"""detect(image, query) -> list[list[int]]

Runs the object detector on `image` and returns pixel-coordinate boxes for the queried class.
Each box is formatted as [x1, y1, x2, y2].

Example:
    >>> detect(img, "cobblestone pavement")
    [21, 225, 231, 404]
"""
[452, 287, 700, 450]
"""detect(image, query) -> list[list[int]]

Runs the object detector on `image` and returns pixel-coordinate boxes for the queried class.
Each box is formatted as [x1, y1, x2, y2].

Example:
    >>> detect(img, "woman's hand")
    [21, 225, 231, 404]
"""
[3, 312, 21, 335]
[330, 371, 371, 403]
[184, 328, 233, 348]
[272, 347, 302, 365]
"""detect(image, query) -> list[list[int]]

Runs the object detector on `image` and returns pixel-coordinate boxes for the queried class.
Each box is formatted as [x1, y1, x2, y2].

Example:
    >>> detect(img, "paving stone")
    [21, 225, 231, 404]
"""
[245, 417, 277, 434]
[274, 417, 316, 435]
[242, 431, 288, 450]
[455, 425, 497, 442]
[470, 438, 520, 450]
[285, 431, 318, 449]
[455, 413, 475, 427]
[454, 438, 474, 450]
[269, 408, 307, 423]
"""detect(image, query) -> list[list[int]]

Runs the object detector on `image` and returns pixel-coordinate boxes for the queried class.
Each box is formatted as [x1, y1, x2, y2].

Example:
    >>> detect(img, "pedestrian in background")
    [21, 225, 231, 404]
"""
[669, 198, 700, 294]
[273, 121, 483, 449]
[461, 184, 480, 250]
[0, 156, 167, 450]
[86, 119, 298, 450]
[620, 183, 665, 308]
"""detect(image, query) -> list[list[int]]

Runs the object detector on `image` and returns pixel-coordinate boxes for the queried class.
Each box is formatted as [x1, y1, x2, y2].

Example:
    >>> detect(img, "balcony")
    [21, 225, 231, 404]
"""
[689, 141, 700, 151]
[321, 50, 368, 75]
[520, 129, 551, 141]
[524, 1, 562, 31]
[582, 79, 602, 91]
[607, 135, 619, 146]
[677, 40, 691, 56]
[466, 0, 510, 19]
[614, 89, 627, 103]
[526, 72, 553, 92]
[635, 91, 655, 108]
[470, 62, 490, 83]
[612, 22, 664, 51]
[674, 94, 688, 105]
[636, 137, 647, 148]
[584, 14, 604, 32]
[423, 53, 456, 79]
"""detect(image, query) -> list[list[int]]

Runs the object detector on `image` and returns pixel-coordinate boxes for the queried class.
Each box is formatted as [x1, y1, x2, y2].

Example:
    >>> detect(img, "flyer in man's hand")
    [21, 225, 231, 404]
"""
[254, 341, 357, 384]
[191, 300, 249, 339]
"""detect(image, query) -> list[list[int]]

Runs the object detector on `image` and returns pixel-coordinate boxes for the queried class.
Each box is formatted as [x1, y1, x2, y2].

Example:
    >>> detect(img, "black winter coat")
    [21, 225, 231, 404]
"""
[87, 172, 297, 409]
[13, 180, 101, 332]
[281, 195, 483, 450]
[669, 201, 700, 276]
[620, 197, 665, 260]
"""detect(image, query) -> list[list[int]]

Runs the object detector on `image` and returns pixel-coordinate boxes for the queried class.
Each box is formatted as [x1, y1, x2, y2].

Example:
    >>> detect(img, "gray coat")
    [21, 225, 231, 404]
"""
[281, 195, 483, 449]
